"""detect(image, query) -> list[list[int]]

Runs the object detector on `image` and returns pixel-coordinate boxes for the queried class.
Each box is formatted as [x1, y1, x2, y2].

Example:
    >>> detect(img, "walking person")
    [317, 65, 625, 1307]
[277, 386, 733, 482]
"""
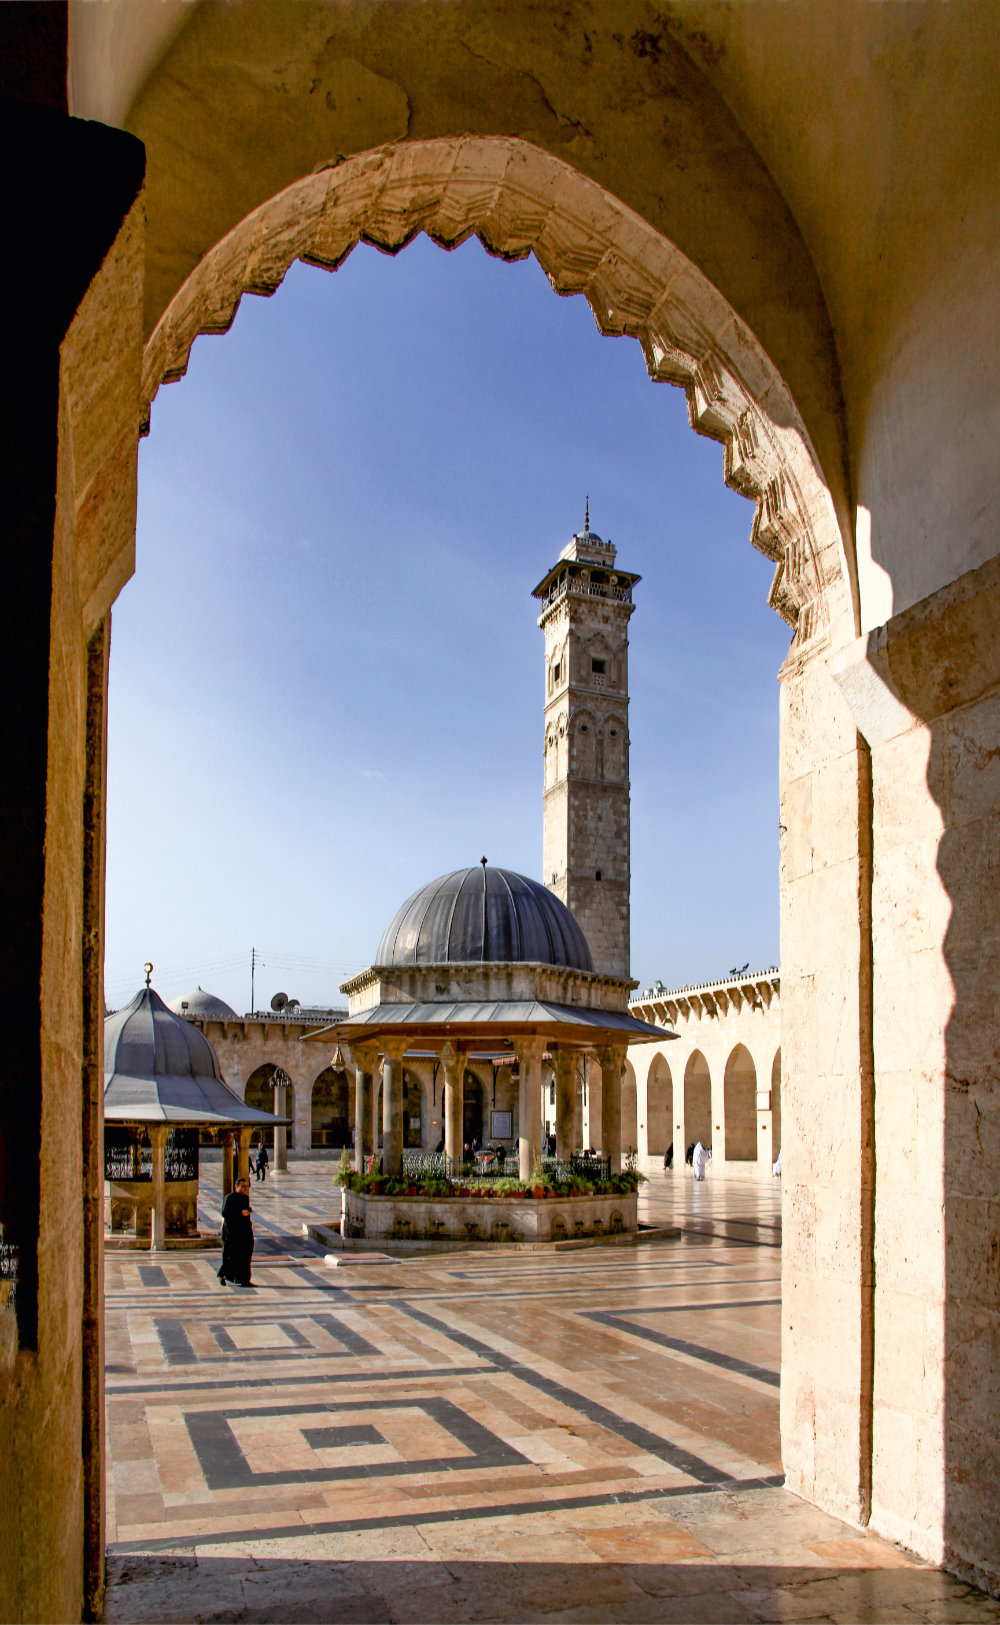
[691, 1141, 712, 1183]
[256, 1141, 269, 1181]
[218, 1177, 255, 1287]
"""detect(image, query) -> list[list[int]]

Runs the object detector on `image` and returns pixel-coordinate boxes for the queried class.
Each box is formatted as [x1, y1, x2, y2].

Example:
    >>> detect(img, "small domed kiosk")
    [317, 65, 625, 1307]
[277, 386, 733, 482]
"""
[104, 978, 286, 1249]
[168, 986, 239, 1022]
[309, 864, 675, 1248]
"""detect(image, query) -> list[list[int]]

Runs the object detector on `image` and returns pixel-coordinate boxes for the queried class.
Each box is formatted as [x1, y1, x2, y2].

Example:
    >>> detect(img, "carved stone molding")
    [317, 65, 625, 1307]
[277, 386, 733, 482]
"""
[141, 136, 844, 642]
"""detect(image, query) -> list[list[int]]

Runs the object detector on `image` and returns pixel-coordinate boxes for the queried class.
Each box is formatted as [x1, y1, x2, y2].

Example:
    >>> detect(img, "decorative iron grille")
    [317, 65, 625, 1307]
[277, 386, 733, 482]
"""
[165, 1129, 198, 1181]
[104, 1128, 152, 1182]
[0, 1222, 17, 1317]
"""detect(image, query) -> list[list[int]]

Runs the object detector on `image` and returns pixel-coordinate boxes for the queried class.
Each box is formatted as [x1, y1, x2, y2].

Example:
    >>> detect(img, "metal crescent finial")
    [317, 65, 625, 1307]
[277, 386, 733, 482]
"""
[143, 961, 153, 988]
[584, 495, 589, 531]
[480, 855, 488, 869]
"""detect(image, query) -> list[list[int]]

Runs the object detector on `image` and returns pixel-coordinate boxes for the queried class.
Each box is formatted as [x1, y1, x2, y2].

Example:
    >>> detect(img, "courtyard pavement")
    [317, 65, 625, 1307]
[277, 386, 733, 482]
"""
[104, 1162, 997, 1624]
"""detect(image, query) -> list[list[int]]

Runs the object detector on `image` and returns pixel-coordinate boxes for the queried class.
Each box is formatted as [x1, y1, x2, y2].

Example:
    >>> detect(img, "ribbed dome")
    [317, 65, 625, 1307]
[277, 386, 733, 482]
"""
[104, 987, 281, 1125]
[377, 866, 595, 972]
[168, 987, 239, 1021]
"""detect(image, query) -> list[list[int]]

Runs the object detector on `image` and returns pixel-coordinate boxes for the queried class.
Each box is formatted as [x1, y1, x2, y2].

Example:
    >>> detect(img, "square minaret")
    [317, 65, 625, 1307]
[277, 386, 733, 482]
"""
[532, 508, 639, 979]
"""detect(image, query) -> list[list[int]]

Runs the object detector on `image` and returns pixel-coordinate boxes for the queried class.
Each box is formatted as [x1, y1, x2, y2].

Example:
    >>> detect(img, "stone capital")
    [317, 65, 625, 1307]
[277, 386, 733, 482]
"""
[380, 1036, 409, 1065]
[513, 1037, 547, 1068]
[595, 1043, 627, 1075]
[345, 1041, 379, 1075]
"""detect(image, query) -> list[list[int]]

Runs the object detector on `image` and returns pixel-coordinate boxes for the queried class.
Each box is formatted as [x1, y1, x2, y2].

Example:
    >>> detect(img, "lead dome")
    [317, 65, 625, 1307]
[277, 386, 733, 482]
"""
[376, 865, 595, 972]
[168, 986, 239, 1022]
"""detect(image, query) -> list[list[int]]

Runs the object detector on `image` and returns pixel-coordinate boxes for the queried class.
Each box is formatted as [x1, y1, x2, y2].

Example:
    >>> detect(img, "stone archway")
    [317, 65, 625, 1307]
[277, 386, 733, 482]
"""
[311, 1066, 352, 1149]
[140, 138, 847, 650]
[683, 1051, 712, 1151]
[723, 1043, 757, 1163]
[645, 1052, 673, 1159]
[245, 1064, 294, 1149]
[621, 1060, 638, 1155]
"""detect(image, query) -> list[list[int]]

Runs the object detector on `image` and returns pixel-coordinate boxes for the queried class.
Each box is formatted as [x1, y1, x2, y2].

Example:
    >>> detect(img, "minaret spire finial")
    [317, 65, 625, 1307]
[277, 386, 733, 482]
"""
[144, 961, 153, 988]
[585, 495, 590, 532]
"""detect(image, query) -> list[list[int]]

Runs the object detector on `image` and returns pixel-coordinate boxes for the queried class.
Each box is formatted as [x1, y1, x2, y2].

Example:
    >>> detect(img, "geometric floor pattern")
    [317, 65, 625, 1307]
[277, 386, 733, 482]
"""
[104, 1163, 998, 1623]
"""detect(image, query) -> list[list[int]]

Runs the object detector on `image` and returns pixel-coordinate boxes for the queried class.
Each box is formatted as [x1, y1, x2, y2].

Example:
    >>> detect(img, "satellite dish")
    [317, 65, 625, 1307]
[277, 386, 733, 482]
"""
[270, 991, 288, 1012]
[287, 997, 300, 1010]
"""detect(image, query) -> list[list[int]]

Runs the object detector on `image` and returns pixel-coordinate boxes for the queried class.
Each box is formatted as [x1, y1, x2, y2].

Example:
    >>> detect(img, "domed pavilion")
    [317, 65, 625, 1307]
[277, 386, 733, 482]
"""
[168, 986, 239, 1022]
[311, 863, 674, 1180]
[104, 978, 286, 1249]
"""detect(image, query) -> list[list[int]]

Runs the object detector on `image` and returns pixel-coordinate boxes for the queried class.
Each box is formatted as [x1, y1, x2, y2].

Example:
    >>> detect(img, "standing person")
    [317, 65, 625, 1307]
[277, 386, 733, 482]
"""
[691, 1141, 712, 1183]
[218, 1177, 255, 1287]
[256, 1141, 269, 1182]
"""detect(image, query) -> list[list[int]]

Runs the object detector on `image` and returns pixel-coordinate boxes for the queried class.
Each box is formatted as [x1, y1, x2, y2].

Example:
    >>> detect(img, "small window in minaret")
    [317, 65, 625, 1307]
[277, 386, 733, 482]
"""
[595, 869, 602, 881]
[552, 661, 561, 684]
[591, 658, 606, 674]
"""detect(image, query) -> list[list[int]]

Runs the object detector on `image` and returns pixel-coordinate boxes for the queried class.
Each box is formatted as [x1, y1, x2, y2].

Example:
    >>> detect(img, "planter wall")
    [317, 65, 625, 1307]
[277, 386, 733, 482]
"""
[341, 1187, 637, 1245]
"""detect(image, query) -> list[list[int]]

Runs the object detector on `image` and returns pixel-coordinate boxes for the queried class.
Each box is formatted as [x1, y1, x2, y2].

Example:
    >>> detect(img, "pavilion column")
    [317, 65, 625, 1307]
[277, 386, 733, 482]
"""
[150, 1125, 167, 1252]
[440, 1042, 466, 1170]
[515, 1039, 546, 1183]
[274, 1073, 288, 1172]
[574, 1057, 585, 1152]
[554, 1050, 576, 1162]
[221, 1130, 235, 1199]
[381, 1039, 407, 1176]
[353, 1065, 368, 1171]
[237, 1125, 252, 1186]
[598, 1045, 626, 1174]
[349, 1045, 377, 1172]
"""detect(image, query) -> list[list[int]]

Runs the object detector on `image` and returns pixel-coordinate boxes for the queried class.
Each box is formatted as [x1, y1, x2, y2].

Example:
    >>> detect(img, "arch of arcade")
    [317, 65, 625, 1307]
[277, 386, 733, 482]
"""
[627, 969, 782, 1179]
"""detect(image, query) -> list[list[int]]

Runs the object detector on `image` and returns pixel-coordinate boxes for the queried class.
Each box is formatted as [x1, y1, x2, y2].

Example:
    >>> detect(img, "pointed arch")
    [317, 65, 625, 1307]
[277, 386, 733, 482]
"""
[646, 1051, 673, 1157]
[683, 1050, 712, 1150]
[724, 1043, 757, 1162]
[621, 1060, 638, 1154]
[142, 138, 846, 642]
[311, 1065, 352, 1148]
[245, 1064, 294, 1149]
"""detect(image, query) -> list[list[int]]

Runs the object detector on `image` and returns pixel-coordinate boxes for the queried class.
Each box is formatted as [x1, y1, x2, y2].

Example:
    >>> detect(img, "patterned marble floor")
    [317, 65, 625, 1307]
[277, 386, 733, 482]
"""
[104, 1163, 996, 1624]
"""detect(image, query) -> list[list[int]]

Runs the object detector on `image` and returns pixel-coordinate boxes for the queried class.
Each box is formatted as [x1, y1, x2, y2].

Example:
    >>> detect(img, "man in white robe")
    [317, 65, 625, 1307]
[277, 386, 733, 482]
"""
[692, 1141, 711, 1182]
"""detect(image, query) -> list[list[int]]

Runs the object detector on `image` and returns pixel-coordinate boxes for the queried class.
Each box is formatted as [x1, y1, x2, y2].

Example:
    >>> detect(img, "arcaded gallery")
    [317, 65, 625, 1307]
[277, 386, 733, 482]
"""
[1, 5, 999, 1623]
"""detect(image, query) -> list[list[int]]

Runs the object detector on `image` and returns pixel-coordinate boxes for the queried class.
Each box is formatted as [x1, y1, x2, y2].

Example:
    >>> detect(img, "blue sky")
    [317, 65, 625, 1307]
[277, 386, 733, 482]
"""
[104, 235, 789, 1013]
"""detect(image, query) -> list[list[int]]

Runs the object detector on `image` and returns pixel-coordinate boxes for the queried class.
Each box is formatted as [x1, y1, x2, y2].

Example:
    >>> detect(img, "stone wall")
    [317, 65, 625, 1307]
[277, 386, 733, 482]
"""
[341, 1187, 638, 1247]
[627, 973, 781, 1179]
[541, 588, 632, 979]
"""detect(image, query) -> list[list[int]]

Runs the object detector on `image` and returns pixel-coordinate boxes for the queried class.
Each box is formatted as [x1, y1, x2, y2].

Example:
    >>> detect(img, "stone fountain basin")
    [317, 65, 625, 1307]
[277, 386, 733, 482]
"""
[335, 1186, 639, 1250]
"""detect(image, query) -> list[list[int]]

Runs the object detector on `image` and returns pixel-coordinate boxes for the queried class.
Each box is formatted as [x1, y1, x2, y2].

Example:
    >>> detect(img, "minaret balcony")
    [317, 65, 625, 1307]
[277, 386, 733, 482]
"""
[540, 578, 633, 613]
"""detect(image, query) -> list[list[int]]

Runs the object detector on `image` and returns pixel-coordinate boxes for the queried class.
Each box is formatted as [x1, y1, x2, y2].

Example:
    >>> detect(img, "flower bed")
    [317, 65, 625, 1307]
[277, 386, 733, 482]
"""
[340, 1185, 639, 1247]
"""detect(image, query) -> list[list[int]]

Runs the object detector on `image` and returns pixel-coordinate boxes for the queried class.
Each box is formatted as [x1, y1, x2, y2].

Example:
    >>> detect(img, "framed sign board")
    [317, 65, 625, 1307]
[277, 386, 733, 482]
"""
[490, 1110, 512, 1140]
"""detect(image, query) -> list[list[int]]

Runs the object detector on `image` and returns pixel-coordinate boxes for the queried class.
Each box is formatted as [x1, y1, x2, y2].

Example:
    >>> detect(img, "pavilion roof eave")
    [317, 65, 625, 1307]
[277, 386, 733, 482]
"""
[103, 1105, 292, 1125]
[104, 1071, 290, 1126]
[303, 1001, 677, 1048]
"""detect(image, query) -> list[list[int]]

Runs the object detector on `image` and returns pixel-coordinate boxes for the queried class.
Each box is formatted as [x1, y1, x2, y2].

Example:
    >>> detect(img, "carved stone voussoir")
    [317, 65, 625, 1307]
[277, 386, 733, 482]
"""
[142, 136, 843, 635]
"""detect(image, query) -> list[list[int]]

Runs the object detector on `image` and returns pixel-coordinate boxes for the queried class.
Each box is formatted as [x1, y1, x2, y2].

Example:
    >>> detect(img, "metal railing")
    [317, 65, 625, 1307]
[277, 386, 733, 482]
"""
[394, 1151, 613, 1183]
[541, 580, 632, 613]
